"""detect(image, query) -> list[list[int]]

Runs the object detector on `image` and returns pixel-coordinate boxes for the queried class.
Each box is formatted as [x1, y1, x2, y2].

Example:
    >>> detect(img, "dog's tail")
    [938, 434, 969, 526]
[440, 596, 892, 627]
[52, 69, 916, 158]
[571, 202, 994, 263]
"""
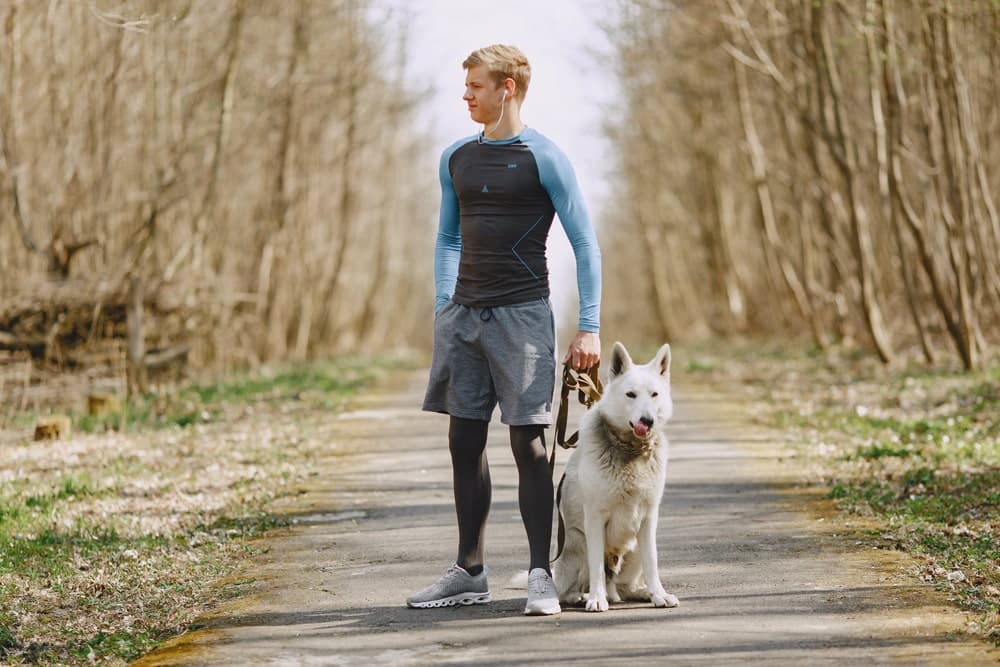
[506, 570, 529, 589]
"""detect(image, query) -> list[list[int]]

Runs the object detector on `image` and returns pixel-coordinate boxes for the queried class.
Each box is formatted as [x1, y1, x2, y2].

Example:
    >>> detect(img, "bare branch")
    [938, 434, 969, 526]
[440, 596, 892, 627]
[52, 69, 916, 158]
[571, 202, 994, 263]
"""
[87, 3, 152, 33]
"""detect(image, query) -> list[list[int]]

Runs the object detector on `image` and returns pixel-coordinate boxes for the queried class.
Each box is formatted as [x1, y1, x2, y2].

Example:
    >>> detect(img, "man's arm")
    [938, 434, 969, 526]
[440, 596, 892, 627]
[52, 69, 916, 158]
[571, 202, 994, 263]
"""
[532, 136, 602, 369]
[434, 149, 462, 313]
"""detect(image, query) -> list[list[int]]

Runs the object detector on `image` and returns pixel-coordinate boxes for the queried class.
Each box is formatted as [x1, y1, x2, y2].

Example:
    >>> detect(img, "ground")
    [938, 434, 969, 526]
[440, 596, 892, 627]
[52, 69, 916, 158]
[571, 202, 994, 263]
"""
[128, 368, 998, 666]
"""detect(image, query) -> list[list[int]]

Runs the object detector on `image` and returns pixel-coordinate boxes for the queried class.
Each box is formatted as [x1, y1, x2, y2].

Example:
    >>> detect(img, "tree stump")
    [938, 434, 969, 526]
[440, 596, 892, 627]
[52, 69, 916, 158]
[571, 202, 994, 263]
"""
[34, 415, 71, 441]
[88, 392, 121, 416]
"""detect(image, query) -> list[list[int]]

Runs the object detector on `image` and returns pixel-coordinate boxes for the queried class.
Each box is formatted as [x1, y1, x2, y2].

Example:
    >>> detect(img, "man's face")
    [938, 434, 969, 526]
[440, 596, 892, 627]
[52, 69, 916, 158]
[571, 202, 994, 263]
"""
[463, 65, 505, 125]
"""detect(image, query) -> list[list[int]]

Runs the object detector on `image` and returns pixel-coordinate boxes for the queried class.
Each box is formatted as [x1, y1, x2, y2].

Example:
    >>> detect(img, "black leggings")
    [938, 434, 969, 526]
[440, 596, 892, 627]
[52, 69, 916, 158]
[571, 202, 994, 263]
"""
[449, 416, 553, 574]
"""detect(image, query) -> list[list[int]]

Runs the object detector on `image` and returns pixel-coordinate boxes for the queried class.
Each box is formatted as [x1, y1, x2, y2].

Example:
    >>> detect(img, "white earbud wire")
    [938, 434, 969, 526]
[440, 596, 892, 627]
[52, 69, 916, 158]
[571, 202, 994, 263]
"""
[488, 90, 507, 137]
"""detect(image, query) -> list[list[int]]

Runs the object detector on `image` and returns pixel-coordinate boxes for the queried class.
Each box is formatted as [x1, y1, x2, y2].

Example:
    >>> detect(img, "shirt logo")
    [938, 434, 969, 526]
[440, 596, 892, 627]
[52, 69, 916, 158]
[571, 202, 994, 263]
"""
[481, 185, 489, 193]
[507, 163, 518, 168]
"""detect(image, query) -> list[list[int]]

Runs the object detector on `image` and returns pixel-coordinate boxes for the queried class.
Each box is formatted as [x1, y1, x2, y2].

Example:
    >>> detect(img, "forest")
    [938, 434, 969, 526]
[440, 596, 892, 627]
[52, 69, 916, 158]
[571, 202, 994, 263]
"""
[1, 0, 435, 400]
[3, 1, 999, 393]
[604, 0, 1000, 370]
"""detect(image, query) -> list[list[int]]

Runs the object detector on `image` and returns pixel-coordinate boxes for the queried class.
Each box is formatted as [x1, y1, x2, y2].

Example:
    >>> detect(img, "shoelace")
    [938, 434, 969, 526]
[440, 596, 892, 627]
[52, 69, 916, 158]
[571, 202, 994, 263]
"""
[529, 573, 550, 594]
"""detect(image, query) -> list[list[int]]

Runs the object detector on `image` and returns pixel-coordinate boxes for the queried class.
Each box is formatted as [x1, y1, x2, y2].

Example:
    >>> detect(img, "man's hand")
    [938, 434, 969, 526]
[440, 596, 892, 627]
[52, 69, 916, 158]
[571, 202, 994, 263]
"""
[563, 331, 601, 371]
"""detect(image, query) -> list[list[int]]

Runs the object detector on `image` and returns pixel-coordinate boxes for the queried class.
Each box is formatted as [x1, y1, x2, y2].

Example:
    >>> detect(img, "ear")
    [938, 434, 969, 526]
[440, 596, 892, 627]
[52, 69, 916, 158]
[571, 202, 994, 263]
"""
[610, 341, 633, 377]
[651, 343, 671, 381]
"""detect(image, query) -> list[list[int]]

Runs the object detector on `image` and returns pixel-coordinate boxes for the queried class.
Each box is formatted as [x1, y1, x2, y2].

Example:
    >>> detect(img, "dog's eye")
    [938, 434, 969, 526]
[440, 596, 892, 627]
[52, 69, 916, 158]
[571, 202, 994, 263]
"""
[651, 392, 658, 397]
[625, 391, 636, 399]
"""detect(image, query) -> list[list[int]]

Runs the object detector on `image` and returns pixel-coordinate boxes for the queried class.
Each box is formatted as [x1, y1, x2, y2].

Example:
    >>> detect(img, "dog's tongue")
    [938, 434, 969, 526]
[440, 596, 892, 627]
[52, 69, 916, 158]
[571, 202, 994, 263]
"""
[633, 421, 651, 438]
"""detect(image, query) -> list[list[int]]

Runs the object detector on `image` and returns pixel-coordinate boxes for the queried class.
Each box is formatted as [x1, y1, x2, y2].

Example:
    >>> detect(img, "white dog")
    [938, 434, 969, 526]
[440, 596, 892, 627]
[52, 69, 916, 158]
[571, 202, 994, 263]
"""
[554, 341, 680, 612]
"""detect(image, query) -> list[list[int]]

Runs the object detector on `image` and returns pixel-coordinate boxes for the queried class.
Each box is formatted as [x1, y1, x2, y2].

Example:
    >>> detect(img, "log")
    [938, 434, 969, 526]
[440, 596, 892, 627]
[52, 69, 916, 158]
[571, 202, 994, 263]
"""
[0, 331, 46, 356]
[145, 344, 190, 370]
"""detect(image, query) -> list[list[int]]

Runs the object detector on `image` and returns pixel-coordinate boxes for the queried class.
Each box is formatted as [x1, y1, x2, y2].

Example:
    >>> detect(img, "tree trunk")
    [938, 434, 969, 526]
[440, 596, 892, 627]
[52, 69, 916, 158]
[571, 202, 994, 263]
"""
[814, 1, 894, 362]
[126, 275, 148, 397]
[924, 9, 978, 369]
[873, 0, 935, 363]
[730, 41, 816, 339]
[1, 1, 41, 257]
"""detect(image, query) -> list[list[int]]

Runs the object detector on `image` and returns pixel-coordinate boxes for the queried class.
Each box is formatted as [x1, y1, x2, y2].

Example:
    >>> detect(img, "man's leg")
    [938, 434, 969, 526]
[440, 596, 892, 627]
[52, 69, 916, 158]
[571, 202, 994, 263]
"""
[450, 416, 491, 574]
[405, 415, 492, 609]
[509, 424, 553, 573]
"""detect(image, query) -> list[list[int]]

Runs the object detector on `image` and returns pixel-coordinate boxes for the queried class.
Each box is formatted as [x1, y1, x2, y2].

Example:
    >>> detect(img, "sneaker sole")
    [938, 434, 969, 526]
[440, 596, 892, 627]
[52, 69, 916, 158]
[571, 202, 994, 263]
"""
[407, 591, 491, 609]
[524, 600, 561, 616]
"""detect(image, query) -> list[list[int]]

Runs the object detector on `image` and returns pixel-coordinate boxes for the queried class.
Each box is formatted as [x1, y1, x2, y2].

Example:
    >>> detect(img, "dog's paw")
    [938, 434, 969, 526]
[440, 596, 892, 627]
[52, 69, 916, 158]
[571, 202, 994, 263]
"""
[585, 595, 609, 612]
[561, 592, 586, 607]
[607, 586, 622, 603]
[651, 591, 679, 608]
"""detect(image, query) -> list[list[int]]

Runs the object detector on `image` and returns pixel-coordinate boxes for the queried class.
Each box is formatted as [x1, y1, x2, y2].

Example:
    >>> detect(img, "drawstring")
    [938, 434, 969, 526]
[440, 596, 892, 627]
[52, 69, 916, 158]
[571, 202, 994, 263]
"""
[479, 307, 493, 322]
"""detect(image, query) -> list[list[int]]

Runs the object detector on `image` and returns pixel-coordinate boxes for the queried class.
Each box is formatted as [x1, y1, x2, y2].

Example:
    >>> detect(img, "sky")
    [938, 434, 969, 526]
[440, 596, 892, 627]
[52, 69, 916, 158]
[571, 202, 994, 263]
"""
[375, 0, 620, 336]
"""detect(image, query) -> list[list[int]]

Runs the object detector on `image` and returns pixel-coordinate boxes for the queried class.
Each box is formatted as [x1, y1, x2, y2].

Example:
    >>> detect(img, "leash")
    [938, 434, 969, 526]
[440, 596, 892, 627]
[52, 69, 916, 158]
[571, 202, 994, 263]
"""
[549, 362, 603, 471]
[548, 361, 602, 565]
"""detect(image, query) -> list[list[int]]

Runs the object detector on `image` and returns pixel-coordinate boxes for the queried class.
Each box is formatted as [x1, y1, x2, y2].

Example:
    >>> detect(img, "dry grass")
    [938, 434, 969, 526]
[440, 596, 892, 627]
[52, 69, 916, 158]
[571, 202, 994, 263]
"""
[683, 340, 1000, 644]
[0, 357, 411, 664]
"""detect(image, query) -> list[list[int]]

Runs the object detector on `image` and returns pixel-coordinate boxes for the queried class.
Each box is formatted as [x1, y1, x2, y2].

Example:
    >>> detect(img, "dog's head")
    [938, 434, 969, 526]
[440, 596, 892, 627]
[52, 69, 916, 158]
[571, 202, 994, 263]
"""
[599, 341, 673, 440]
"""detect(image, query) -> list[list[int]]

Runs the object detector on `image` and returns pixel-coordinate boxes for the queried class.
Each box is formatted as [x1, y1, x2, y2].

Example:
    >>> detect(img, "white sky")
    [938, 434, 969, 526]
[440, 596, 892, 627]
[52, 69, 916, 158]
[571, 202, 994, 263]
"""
[376, 0, 619, 338]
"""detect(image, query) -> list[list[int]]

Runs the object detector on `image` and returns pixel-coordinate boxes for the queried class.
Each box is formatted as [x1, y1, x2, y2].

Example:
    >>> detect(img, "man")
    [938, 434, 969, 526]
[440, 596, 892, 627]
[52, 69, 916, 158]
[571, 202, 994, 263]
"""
[408, 44, 601, 616]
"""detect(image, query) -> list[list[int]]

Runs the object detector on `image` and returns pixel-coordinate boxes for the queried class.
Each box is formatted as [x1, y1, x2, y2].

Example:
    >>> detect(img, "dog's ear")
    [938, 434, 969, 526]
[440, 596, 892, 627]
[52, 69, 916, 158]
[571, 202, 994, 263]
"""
[610, 341, 633, 377]
[651, 343, 671, 381]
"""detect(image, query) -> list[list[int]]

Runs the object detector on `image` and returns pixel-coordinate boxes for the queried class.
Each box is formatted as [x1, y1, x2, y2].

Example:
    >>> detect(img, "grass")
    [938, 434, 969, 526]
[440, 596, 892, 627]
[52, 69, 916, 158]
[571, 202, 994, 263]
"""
[72, 357, 393, 435]
[687, 339, 1000, 645]
[0, 354, 412, 665]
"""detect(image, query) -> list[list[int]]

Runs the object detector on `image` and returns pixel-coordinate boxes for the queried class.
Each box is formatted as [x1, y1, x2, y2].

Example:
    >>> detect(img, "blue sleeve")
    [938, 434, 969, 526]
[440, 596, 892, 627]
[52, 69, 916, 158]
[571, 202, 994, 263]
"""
[528, 133, 602, 332]
[433, 141, 467, 312]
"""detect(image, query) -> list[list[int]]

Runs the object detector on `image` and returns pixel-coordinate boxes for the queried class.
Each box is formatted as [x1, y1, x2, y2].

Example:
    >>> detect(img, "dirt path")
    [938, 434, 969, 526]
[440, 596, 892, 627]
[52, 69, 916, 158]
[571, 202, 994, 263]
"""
[135, 371, 998, 666]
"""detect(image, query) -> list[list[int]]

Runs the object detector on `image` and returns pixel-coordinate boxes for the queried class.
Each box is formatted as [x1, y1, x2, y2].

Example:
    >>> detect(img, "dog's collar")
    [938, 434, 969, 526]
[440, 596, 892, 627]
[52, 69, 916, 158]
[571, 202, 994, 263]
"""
[597, 414, 655, 458]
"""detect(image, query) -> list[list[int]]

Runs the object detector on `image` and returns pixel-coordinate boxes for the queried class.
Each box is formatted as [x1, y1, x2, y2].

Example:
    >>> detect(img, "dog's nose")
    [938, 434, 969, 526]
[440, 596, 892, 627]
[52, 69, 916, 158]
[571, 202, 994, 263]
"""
[639, 416, 654, 428]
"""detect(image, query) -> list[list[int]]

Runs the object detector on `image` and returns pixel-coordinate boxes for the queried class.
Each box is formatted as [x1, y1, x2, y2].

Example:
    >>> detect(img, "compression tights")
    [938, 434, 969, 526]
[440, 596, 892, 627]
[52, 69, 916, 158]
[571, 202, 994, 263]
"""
[449, 416, 553, 575]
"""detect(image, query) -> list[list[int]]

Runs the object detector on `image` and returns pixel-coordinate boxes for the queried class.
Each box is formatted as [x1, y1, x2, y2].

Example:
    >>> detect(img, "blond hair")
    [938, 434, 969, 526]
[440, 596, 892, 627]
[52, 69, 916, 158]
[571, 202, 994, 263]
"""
[463, 44, 531, 101]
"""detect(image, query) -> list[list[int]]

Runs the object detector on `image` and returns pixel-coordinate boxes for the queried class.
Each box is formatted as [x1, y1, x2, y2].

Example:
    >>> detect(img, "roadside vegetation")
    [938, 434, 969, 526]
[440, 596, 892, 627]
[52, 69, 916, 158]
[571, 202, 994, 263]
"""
[686, 341, 999, 645]
[0, 357, 410, 665]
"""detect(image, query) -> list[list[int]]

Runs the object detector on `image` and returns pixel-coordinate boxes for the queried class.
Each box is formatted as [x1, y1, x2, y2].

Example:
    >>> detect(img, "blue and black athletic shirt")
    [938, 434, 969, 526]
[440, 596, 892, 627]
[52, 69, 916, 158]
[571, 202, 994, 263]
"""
[434, 128, 601, 333]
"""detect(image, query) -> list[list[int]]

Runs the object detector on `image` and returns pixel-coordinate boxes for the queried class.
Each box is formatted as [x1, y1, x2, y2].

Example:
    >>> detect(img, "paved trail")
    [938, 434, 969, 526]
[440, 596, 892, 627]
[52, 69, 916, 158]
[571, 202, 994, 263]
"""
[137, 371, 996, 666]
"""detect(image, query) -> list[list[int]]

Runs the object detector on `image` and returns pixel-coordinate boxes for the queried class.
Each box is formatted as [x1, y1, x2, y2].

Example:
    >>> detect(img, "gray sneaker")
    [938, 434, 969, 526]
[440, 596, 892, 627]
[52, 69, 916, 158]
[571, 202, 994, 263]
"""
[406, 564, 491, 608]
[524, 567, 561, 615]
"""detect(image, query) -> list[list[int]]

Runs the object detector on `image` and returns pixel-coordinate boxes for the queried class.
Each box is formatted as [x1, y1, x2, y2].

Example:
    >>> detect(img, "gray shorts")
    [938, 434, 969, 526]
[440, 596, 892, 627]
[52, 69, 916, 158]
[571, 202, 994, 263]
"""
[422, 298, 556, 425]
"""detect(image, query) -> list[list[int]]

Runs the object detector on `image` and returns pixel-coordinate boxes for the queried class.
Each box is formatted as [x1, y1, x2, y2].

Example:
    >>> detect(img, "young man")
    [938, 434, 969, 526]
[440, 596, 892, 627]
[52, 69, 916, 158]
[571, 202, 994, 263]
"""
[408, 44, 601, 616]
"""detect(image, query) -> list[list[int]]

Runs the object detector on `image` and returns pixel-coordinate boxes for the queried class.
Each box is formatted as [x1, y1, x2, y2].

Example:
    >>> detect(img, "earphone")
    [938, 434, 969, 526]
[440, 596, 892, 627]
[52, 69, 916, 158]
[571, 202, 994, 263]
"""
[486, 88, 508, 136]
[479, 87, 510, 141]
